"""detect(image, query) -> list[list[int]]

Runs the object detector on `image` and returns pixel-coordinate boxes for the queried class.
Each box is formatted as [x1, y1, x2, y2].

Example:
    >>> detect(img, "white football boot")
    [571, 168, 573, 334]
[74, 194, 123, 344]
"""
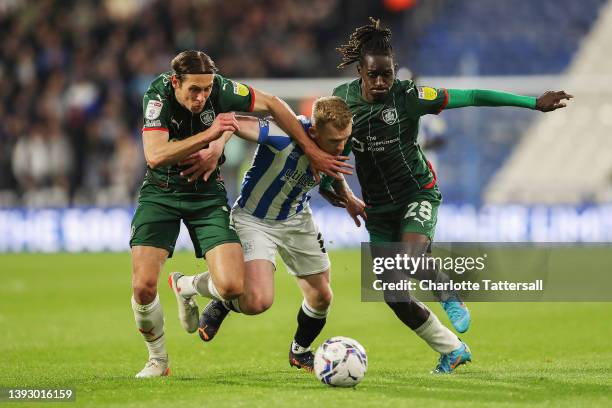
[135, 357, 170, 378]
[168, 272, 199, 333]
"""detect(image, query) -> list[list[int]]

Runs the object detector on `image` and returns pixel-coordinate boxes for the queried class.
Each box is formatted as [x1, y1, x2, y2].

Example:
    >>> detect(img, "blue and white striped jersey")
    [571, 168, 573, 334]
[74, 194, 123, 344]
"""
[236, 116, 318, 220]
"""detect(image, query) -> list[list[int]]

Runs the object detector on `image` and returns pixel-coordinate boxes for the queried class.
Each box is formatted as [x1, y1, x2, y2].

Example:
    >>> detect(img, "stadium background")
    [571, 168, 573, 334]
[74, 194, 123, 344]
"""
[1, 0, 612, 251]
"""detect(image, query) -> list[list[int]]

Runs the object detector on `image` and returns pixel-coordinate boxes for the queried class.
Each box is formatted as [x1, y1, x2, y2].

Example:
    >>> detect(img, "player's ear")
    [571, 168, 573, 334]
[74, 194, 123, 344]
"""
[308, 126, 317, 138]
[171, 75, 180, 89]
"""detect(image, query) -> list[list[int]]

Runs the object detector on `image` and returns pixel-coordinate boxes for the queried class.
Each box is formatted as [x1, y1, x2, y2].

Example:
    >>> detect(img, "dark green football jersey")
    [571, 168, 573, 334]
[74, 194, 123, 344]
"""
[142, 72, 254, 193]
[332, 79, 448, 212]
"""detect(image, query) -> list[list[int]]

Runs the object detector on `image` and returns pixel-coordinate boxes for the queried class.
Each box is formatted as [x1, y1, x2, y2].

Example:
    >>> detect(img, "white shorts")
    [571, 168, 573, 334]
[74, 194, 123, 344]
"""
[231, 206, 330, 277]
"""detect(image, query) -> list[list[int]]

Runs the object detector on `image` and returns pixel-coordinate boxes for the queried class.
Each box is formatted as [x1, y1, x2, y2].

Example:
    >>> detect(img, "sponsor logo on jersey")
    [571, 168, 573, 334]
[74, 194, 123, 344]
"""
[417, 87, 438, 101]
[171, 117, 182, 129]
[280, 168, 316, 189]
[145, 119, 162, 128]
[200, 110, 215, 126]
[381, 107, 398, 125]
[232, 81, 250, 96]
[352, 138, 365, 152]
[145, 100, 163, 120]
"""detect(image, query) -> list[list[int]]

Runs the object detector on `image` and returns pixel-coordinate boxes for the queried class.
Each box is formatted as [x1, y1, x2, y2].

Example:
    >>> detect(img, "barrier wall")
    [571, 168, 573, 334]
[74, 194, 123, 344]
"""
[1, 204, 612, 253]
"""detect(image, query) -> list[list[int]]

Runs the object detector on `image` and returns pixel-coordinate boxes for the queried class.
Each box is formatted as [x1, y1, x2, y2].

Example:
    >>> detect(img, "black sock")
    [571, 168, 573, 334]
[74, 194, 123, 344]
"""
[293, 303, 327, 350]
[380, 267, 430, 329]
[386, 300, 430, 330]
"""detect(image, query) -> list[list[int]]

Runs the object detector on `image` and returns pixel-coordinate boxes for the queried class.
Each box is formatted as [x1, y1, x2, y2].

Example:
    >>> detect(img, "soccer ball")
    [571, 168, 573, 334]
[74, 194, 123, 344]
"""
[314, 336, 367, 387]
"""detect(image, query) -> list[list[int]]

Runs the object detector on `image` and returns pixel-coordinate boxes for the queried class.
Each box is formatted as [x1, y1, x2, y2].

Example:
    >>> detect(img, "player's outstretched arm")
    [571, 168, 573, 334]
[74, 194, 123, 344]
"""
[445, 89, 573, 112]
[232, 115, 265, 143]
[250, 88, 352, 181]
[143, 112, 239, 169]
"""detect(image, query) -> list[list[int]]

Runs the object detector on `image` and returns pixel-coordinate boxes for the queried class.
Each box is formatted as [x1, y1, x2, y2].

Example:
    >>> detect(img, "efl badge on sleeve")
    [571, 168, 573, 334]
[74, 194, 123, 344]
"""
[145, 100, 163, 120]
[417, 87, 438, 101]
[232, 81, 250, 96]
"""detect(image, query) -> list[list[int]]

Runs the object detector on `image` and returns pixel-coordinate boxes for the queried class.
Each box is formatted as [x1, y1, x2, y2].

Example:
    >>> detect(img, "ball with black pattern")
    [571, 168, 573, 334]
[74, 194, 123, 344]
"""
[314, 336, 367, 387]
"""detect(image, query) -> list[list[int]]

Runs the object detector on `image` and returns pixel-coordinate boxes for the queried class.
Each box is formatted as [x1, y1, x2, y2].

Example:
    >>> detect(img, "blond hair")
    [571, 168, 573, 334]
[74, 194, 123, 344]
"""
[312, 96, 352, 130]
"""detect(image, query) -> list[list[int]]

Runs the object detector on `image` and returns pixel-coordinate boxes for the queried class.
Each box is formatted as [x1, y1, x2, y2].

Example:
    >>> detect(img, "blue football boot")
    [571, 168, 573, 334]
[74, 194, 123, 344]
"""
[441, 295, 471, 333]
[432, 342, 472, 374]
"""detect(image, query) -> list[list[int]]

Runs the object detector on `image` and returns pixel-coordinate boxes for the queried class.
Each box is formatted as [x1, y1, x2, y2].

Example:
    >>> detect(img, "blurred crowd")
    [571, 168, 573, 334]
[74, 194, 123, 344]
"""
[0, 0, 389, 207]
[2, 0, 606, 208]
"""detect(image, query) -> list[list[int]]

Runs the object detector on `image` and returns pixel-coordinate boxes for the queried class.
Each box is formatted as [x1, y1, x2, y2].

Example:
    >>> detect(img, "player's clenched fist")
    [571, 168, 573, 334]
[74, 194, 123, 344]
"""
[536, 91, 574, 112]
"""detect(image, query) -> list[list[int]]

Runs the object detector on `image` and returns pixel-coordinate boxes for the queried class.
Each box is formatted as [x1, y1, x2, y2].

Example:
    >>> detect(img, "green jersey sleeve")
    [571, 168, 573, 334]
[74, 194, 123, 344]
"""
[405, 82, 449, 117]
[215, 75, 255, 113]
[445, 89, 536, 110]
[142, 92, 172, 132]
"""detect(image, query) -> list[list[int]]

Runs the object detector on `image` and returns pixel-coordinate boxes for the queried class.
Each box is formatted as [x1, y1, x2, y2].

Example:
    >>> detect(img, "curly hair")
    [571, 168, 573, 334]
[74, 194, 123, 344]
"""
[336, 17, 393, 69]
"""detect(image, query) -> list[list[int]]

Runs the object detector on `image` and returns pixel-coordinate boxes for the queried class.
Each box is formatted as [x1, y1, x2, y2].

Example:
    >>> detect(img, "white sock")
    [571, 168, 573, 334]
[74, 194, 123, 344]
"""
[301, 300, 329, 319]
[193, 271, 225, 301]
[131, 294, 167, 360]
[413, 306, 461, 354]
[291, 340, 310, 354]
[176, 274, 198, 297]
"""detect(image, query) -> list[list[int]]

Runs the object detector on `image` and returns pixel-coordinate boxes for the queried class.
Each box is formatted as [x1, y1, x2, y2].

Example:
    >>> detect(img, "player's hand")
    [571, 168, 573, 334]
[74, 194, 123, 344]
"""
[306, 146, 352, 182]
[536, 91, 574, 112]
[179, 133, 228, 182]
[207, 112, 240, 141]
[319, 187, 347, 208]
[345, 195, 368, 227]
[179, 149, 216, 183]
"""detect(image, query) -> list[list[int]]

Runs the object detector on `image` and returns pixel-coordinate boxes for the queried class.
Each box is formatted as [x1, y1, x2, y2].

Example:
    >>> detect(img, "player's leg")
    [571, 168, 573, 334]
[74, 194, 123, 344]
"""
[204, 242, 245, 299]
[289, 269, 332, 372]
[366, 212, 428, 326]
[278, 208, 332, 371]
[368, 207, 470, 373]
[379, 266, 470, 373]
[174, 204, 245, 304]
[169, 246, 244, 335]
[198, 259, 275, 342]
[231, 259, 276, 314]
[195, 206, 278, 341]
[400, 190, 471, 333]
[131, 246, 171, 378]
[129, 196, 182, 378]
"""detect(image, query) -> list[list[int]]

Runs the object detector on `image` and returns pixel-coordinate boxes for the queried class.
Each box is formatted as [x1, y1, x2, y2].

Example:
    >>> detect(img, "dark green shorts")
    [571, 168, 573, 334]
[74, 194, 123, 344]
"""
[365, 188, 441, 243]
[129, 184, 240, 258]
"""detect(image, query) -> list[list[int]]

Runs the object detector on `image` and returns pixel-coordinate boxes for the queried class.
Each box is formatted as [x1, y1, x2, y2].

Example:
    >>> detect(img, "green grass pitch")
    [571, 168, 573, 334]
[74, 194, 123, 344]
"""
[1, 251, 611, 407]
